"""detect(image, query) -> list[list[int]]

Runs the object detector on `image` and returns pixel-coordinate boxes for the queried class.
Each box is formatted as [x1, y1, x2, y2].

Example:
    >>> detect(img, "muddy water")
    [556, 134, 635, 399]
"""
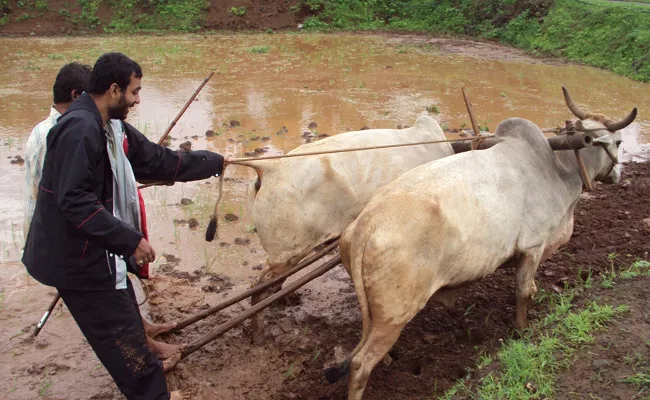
[1, 33, 649, 284]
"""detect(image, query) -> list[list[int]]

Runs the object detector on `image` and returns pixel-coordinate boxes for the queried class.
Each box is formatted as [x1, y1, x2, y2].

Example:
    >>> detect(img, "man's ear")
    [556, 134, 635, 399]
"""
[109, 83, 121, 98]
[70, 89, 81, 101]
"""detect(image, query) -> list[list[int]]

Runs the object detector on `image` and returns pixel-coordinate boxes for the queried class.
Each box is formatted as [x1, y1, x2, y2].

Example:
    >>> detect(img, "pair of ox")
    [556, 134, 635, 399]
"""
[327, 87, 636, 399]
[224, 87, 635, 399]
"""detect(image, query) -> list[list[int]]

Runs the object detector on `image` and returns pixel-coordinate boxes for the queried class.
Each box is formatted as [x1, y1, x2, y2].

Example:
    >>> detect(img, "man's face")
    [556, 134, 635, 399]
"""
[108, 73, 141, 120]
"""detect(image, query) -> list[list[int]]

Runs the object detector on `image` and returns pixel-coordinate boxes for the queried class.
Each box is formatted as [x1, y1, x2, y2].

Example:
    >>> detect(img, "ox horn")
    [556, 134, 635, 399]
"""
[562, 86, 587, 120]
[605, 108, 638, 132]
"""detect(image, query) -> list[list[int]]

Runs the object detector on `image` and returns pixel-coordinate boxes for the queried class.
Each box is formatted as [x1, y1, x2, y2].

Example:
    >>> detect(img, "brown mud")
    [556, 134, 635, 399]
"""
[1, 162, 648, 399]
[156, 161, 649, 400]
[0, 25, 648, 399]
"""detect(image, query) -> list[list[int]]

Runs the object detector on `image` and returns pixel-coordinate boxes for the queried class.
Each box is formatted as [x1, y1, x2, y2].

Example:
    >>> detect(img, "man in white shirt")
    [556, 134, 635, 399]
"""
[23, 63, 89, 237]
[23, 62, 184, 368]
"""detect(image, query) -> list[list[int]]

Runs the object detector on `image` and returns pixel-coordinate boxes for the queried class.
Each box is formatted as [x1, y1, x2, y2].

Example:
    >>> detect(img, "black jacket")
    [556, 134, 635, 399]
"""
[23, 93, 223, 290]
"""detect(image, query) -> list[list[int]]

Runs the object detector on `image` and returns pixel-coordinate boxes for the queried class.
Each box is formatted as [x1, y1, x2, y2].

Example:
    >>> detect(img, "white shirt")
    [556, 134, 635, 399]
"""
[24, 107, 60, 237]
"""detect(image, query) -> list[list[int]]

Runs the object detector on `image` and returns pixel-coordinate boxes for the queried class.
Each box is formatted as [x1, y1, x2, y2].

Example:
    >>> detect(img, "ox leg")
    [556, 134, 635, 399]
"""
[250, 277, 287, 344]
[250, 264, 292, 344]
[348, 324, 404, 400]
[514, 250, 543, 329]
[430, 286, 466, 310]
[250, 267, 273, 344]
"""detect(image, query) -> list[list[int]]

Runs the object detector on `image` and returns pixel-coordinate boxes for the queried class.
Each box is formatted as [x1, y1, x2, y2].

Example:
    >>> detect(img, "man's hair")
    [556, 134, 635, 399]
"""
[87, 52, 143, 95]
[52, 62, 92, 104]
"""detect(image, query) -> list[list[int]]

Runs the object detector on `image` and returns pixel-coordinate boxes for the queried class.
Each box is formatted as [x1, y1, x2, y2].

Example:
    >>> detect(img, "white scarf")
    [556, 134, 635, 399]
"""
[105, 120, 141, 289]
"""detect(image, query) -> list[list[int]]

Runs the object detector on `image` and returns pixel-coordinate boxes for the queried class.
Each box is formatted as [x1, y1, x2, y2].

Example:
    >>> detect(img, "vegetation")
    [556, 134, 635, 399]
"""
[104, 0, 210, 32]
[441, 259, 649, 399]
[297, 0, 650, 82]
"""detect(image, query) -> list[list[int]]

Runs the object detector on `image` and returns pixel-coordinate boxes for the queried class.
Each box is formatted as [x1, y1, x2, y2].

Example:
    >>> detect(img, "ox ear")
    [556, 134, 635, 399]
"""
[593, 131, 621, 145]
[593, 135, 613, 145]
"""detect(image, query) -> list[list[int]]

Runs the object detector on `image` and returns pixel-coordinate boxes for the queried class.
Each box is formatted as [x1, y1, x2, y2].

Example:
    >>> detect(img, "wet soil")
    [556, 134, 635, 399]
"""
[0, 162, 648, 399]
[154, 161, 649, 400]
[554, 276, 650, 400]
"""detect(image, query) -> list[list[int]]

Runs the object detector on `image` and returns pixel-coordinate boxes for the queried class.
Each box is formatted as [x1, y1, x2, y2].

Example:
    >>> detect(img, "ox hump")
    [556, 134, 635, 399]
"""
[413, 115, 444, 137]
[494, 117, 550, 151]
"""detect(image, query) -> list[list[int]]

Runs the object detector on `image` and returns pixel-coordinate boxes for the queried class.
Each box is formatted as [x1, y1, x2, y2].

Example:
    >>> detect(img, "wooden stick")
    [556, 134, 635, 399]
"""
[169, 240, 339, 333]
[181, 255, 341, 359]
[157, 71, 214, 146]
[136, 72, 214, 190]
[574, 150, 593, 191]
[450, 132, 594, 153]
[33, 293, 60, 337]
[462, 87, 481, 139]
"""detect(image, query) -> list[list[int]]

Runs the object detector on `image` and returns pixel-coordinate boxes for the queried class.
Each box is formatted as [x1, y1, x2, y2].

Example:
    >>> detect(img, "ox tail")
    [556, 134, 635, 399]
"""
[205, 171, 225, 242]
[228, 160, 266, 211]
[205, 160, 268, 242]
[324, 216, 375, 384]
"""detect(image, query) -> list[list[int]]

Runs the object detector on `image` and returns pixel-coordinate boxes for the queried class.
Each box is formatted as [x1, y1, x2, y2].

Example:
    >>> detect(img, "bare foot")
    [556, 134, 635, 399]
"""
[147, 336, 187, 360]
[142, 318, 177, 338]
[163, 352, 182, 373]
[170, 390, 191, 400]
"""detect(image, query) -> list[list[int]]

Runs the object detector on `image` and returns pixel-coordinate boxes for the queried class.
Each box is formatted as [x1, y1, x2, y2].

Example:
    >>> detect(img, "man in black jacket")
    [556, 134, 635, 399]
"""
[22, 52, 223, 400]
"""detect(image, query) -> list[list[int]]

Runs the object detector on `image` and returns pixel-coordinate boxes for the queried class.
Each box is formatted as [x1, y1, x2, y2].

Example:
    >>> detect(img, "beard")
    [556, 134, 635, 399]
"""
[108, 93, 131, 120]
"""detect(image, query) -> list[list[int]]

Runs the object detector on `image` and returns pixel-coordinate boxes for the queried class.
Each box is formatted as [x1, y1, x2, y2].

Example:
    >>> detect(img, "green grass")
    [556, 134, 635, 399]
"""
[38, 380, 53, 397]
[619, 373, 650, 388]
[584, 0, 650, 7]
[439, 260, 639, 399]
[248, 45, 271, 54]
[619, 260, 650, 279]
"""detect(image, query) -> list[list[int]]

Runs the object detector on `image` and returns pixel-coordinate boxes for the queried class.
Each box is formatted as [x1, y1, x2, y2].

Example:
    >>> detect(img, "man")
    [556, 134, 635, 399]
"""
[23, 53, 225, 400]
[23, 61, 184, 369]
[23, 62, 88, 237]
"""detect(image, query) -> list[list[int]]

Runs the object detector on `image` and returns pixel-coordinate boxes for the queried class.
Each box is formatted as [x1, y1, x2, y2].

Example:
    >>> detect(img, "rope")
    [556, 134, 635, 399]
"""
[228, 135, 491, 165]
[471, 135, 488, 151]
[135, 274, 150, 307]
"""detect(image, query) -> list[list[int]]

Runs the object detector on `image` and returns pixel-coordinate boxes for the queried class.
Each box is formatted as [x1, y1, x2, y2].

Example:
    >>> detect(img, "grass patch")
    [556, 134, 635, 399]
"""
[248, 45, 271, 54]
[619, 260, 650, 279]
[619, 373, 650, 389]
[441, 260, 638, 399]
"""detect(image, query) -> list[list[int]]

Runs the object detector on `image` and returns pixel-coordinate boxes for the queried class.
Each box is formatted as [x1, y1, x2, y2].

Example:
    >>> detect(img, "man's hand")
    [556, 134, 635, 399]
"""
[224, 157, 231, 167]
[133, 238, 156, 266]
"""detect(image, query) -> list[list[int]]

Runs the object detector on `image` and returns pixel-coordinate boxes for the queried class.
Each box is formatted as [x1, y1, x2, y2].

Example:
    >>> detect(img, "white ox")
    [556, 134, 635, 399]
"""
[237, 116, 455, 338]
[327, 88, 637, 400]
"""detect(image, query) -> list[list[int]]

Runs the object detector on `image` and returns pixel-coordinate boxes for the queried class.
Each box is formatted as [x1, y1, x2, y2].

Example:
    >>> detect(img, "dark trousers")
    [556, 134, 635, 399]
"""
[58, 279, 169, 400]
